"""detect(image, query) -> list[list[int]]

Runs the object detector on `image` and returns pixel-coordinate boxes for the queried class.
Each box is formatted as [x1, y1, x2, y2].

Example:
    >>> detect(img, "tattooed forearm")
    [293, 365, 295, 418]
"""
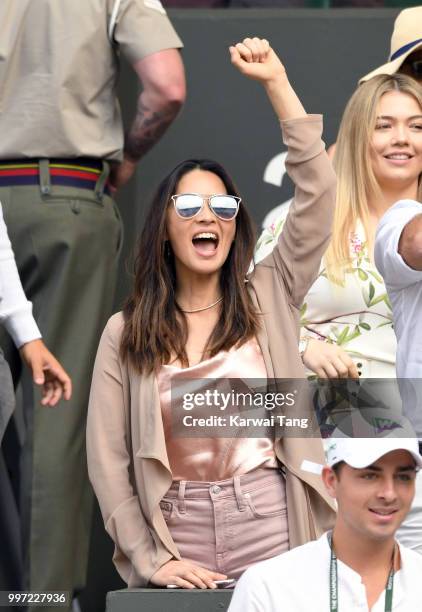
[124, 98, 181, 162]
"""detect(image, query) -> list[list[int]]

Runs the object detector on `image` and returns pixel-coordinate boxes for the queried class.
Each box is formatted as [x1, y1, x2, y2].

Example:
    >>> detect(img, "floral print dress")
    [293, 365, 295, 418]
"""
[255, 214, 396, 378]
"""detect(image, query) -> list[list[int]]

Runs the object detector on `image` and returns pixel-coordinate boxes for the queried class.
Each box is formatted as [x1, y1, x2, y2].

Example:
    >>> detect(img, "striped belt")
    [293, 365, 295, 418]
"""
[0, 158, 110, 195]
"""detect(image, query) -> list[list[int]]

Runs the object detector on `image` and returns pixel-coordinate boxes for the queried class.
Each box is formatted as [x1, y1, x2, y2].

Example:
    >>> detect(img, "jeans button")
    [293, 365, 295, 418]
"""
[211, 485, 221, 495]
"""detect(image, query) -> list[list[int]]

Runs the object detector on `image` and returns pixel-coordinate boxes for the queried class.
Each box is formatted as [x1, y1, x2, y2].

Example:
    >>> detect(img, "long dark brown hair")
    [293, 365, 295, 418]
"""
[120, 159, 260, 374]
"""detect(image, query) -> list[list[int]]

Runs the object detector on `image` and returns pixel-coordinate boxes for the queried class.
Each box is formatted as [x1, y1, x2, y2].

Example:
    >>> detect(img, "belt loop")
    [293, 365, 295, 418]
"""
[233, 475, 246, 512]
[177, 481, 187, 514]
[94, 160, 110, 202]
[39, 159, 51, 195]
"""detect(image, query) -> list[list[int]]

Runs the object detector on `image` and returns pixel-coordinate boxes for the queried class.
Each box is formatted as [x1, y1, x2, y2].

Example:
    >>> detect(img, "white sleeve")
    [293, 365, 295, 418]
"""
[0, 204, 41, 347]
[375, 200, 422, 291]
[228, 567, 272, 612]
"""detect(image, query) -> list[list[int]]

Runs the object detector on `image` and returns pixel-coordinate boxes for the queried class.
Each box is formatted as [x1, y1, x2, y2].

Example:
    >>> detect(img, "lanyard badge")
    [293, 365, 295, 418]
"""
[327, 532, 394, 612]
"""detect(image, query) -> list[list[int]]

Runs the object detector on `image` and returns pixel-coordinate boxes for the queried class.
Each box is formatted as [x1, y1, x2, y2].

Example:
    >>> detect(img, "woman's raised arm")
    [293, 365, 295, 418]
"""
[231, 38, 336, 308]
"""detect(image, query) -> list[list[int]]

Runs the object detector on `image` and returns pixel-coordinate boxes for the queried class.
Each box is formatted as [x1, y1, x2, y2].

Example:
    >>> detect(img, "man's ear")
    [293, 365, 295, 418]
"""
[322, 466, 338, 500]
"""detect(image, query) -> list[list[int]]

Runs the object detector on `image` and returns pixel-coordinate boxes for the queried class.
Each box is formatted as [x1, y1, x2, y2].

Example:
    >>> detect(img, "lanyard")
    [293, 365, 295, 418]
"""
[327, 533, 394, 612]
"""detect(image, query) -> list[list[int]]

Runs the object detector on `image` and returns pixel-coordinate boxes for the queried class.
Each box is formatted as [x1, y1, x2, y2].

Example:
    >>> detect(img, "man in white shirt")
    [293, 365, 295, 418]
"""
[228, 437, 422, 612]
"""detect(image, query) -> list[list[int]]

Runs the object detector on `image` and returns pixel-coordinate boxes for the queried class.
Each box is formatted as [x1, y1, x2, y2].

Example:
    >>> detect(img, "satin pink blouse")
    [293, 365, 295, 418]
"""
[157, 339, 278, 481]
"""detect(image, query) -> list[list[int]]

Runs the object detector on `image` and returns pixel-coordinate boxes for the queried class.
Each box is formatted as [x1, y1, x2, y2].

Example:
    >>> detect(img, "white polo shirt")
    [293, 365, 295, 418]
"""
[374, 200, 422, 437]
[228, 533, 422, 612]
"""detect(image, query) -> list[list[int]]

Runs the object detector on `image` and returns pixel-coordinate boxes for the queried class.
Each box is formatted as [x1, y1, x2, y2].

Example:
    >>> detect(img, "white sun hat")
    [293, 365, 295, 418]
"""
[360, 7, 422, 83]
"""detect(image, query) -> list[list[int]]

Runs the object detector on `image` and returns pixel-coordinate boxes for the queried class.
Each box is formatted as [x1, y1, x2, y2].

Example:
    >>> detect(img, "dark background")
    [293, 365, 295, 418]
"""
[82, 8, 400, 611]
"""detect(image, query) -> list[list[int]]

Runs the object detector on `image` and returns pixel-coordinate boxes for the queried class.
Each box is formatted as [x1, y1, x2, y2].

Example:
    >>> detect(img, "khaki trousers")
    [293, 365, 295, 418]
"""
[0, 178, 122, 612]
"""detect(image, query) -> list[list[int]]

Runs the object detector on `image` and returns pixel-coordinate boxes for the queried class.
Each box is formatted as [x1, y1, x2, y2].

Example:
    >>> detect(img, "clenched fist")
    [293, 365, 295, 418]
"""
[229, 37, 287, 86]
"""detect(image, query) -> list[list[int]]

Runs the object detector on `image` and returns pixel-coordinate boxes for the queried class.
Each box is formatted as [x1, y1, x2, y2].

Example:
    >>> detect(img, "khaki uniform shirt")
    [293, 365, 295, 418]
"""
[0, 0, 182, 161]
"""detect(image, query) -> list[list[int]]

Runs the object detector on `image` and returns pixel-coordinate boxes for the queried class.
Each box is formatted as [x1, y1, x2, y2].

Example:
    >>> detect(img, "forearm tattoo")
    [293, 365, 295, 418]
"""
[124, 98, 180, 162]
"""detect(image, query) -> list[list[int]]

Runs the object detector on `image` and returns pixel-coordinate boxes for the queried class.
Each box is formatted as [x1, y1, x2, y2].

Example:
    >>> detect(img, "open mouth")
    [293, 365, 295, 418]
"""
[192, 232, 219, 256]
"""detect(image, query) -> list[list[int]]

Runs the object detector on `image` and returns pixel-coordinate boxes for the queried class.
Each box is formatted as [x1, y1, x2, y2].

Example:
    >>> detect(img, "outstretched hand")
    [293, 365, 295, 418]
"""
[19, 339, 72, 406]
[229, 38, 287, 86]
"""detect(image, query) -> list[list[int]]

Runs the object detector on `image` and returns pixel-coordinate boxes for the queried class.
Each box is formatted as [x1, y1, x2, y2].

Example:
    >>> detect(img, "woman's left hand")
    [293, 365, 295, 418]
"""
[302, 339, 359, 380]
[229, 38, 287, 86]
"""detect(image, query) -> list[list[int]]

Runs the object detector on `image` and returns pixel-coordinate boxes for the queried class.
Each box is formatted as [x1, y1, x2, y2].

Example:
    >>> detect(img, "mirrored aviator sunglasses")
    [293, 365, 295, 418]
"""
[171, 193, 241, 221]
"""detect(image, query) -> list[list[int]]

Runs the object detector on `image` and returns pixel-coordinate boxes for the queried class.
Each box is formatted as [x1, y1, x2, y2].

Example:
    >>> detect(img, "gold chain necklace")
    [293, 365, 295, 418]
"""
[179, 296, 223, 314]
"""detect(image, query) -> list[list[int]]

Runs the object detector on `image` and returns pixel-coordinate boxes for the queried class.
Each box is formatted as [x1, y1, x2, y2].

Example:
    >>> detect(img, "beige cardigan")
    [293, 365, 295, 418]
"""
[87, 115, 337, 587]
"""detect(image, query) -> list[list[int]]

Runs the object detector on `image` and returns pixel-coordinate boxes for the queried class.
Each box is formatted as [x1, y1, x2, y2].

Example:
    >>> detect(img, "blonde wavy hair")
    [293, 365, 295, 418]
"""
[325, 73, 422, 285]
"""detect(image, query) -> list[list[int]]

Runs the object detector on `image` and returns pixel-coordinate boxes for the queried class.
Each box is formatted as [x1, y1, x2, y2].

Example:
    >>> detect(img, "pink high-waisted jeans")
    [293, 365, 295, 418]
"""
[160, 467, 289, 580]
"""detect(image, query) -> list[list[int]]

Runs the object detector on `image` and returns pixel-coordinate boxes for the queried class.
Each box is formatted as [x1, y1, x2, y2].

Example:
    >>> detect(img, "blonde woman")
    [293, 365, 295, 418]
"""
[256, 72, 422, 552]
[258, 74, 422, 377]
